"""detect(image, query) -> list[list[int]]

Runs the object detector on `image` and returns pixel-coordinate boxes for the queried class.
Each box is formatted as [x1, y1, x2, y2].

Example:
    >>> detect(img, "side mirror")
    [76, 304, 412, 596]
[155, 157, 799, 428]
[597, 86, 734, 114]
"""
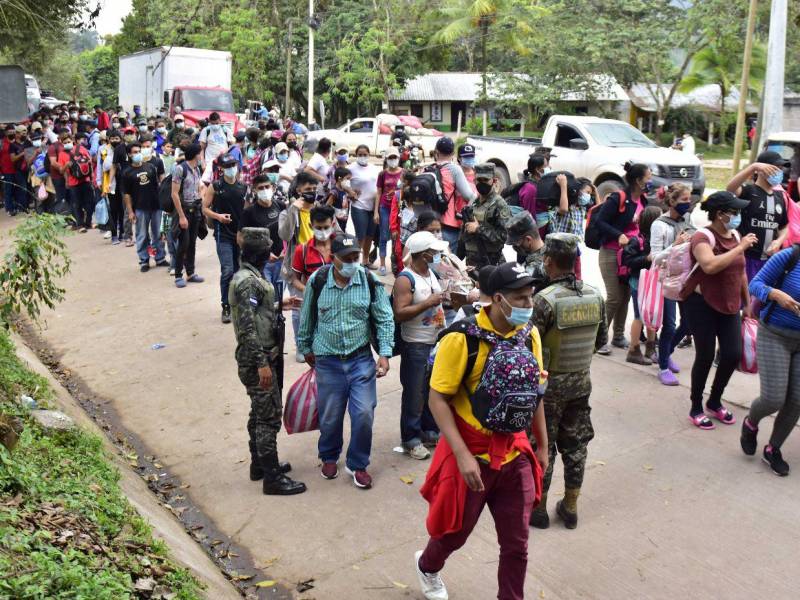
[174, 105, 182, 114]
[569, 138, 589, 150]
[163, 91, 169, 105]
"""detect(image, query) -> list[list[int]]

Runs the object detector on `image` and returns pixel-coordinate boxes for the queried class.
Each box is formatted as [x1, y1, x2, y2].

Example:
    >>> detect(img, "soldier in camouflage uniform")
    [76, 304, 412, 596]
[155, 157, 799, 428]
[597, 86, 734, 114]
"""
[460, 163, 511, 268]
[230, 227, 306, 495]
[529, 232, 607, 529]
[506, 210, 547, 291]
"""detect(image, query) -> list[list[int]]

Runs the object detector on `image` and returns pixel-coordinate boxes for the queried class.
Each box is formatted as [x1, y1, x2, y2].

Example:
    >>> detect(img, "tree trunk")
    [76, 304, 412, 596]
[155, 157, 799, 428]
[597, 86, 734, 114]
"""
[480, 17, 488, 111]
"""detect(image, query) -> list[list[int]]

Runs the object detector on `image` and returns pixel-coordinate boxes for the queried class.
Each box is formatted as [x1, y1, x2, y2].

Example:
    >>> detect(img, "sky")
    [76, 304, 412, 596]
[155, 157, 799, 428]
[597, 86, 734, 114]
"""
[93, 0, 133, 37]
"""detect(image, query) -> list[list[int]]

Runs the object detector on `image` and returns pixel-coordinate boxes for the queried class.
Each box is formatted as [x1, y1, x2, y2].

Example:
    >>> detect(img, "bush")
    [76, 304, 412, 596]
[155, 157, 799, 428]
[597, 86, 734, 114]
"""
[664, 106, 708, 139]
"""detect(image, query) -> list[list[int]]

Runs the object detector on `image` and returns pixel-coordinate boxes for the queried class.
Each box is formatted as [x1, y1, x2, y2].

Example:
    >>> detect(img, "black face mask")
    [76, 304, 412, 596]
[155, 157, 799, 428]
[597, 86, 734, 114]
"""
[476, 181, 493, 196]
[301, 191, 316, 202]
[513, 243, 529, 260]
[110, 140, 120, 147]
[5, 133, 14, 139]
[287, 140, 297, 149]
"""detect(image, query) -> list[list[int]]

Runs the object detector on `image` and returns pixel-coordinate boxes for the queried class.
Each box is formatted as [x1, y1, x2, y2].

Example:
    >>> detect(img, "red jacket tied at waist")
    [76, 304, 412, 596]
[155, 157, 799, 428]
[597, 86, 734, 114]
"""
[419, 413, 542, 539]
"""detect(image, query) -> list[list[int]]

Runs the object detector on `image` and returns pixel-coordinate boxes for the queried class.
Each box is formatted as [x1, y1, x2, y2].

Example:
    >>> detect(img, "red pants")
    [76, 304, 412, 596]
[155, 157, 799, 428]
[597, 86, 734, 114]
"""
[418, 454, 535, 600]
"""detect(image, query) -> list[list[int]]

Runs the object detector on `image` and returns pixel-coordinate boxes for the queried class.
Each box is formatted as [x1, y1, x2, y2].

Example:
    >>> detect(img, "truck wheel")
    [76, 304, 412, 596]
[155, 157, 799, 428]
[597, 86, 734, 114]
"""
[494, 165, 511, 192]
[596, 179, 623, 201]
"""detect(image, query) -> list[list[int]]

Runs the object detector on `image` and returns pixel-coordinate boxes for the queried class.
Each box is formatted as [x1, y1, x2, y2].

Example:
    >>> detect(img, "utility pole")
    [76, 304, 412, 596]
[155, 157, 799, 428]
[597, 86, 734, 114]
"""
[732, 0, 758, 175]
[285, 21, 293, 116]
[307, 0, 314, 125]
[758, 0, 788, 149]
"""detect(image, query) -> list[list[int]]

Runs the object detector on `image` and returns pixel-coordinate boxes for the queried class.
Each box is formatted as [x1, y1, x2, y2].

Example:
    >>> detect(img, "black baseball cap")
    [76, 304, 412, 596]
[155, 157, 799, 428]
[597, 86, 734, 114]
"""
[487, 262, 536, 295]
[217, 153, 238, 168]
[701, 190, 749, 212]
[435, 136, 455, 155]
[331, 233, 361, 257]
[756, 150, 787, 167]
[458, 143, 476, 158]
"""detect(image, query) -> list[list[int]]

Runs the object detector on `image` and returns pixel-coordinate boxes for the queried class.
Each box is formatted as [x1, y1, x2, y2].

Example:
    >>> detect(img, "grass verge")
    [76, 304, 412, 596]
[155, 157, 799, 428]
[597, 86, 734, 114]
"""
[0, 329, 204, 600]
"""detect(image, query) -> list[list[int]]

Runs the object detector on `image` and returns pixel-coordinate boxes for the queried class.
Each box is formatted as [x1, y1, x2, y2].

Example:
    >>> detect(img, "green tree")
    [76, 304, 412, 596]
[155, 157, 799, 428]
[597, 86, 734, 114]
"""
[79, 45, 119, 107]
[38, 48, 85, 101]
[679, 43, 766, 143]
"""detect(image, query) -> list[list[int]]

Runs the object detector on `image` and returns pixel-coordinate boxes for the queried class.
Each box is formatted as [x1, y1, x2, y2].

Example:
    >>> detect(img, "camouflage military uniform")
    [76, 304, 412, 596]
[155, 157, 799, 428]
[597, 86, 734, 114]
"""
[521, 246, 546, 285]
[530, 233, 607, 528]
[229, 239, 282, 464]
[461, 164, 511, 268]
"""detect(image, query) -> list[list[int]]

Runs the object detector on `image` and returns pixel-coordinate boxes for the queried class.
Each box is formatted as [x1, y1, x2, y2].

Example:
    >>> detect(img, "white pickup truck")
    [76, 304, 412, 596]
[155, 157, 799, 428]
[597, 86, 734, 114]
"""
[468, 115, 706, 202]
[304, 117, 442, 157]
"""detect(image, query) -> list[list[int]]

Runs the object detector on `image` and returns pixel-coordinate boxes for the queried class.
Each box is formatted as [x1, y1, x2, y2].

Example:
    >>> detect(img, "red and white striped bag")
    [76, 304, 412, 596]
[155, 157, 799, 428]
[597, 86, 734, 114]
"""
[738, 317, 759, 374]
[637, 266, 664, 330]
[283, 368, 319, 434]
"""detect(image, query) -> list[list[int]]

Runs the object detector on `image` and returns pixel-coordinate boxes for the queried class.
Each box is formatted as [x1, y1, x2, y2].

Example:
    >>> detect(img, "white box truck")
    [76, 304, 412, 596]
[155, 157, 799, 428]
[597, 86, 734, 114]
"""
[118, 46, 242, 131]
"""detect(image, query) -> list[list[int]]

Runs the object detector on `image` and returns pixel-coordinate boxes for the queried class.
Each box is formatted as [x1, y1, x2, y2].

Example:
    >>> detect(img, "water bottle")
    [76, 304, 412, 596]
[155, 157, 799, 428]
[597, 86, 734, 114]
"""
[20, 395, 38, 410]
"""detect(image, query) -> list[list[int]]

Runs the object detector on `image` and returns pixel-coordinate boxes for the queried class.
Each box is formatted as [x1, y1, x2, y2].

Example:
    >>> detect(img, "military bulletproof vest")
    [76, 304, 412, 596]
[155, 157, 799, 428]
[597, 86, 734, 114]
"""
[467, 195, 503, 253]
[229, 266, 277, 362]
[537, 282, 603, 373]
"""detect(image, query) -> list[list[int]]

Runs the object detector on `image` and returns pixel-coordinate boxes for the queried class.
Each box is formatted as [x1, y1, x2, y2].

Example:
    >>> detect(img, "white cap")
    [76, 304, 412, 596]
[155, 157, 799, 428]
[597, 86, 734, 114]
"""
[274, 142, 289, 154]
[404, 231, 448, 257]
[263, 159, 281, 170]
[174, 113, 184, 121]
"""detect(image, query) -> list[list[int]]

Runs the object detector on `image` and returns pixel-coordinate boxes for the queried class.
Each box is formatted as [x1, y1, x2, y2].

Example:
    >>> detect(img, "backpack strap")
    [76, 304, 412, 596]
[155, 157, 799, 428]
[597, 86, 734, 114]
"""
[396, 270, 416, 293]
[616, 190, 627, 212]
[764, 244, 800, 324]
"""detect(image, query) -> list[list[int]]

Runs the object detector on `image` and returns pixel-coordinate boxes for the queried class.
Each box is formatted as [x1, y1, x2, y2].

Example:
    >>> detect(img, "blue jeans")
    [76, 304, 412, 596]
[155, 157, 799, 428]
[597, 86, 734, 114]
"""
[166, 225, 177, 268]
[441, 225, 460, 255]
[399, 342, 439, 448]
[315, 351, 377, 471]
[216, 235, 240, 306]
[135, 209, 166, 264]
[3, 172, 26, 213]
[659, 298, 688, 370]
[351, 206, 376, 241]
[377, 204, 391, 258]
[262, 260, 283, 287]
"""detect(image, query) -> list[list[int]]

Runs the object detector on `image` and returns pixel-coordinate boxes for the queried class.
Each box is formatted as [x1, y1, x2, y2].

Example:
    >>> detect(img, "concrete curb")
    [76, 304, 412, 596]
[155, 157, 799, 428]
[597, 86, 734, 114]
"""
[11, 330, 244, 600]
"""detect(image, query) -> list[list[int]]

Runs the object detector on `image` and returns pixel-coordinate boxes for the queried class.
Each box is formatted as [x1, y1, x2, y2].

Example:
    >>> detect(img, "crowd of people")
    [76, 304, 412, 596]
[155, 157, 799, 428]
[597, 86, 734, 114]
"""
[3, 102, 800, 600]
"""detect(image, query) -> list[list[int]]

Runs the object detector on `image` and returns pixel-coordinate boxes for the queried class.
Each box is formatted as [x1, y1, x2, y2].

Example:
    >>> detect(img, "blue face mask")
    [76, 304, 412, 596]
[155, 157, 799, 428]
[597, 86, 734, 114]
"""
[675, 202, 691, 216]
[461, 157, 475, 168]
[501, 296, 533, 326]
[246, 147, 256, 159]
[724, 213, 741, 230]
[578, 193, 592, 206]
[337, 261, 360, 279]
[430, 253, 442, 264]
[644, 181, 654, 193]
[767, 172, 784, 186]
[224, 166, 237, 179]
[131, 154, 143, 165]
[277, 153, 288, 163]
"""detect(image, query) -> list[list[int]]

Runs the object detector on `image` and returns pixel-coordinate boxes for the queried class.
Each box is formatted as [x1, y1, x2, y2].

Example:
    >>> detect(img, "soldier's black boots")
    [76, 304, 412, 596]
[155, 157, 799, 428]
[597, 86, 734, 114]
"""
[221, 304, 232, 324]
[260, 456, 306, 495]
[249, 461, 292, 481]
[529, 507, 550, 529]
[555, 500, 578, 529]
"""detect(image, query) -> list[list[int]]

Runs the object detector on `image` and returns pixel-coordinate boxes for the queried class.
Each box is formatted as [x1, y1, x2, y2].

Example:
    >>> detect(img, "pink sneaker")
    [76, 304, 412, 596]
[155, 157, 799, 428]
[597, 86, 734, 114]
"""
[658, 369, 679, 386]
[667, 357, 680, 373]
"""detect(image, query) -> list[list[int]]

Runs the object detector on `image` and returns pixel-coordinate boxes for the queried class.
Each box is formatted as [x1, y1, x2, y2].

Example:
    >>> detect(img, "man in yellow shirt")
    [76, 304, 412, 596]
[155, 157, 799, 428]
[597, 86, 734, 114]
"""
[415, 262, 549, 600]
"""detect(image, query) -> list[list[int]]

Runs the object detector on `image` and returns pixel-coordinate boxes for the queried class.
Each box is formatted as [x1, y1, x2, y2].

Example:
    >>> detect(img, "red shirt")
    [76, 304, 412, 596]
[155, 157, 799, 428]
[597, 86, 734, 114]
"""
[684, 228, 745, 314]
[0, 139, 14, 174]
[292, 238, 332, 283]
[96, 111, 110, 131]
[377, 168, 402, 208]
[47, 141, 64, 180]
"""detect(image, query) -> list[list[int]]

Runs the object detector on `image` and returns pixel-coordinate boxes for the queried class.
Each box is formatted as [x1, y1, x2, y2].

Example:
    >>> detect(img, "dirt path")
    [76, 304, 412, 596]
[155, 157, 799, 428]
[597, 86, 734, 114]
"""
[10, 216, 800, 600]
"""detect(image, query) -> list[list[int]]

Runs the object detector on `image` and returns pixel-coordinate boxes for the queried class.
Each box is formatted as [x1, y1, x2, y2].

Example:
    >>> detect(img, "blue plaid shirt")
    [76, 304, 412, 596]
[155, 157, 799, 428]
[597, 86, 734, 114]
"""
[549, 206, 587, 239]
[297, 267, 395, 357]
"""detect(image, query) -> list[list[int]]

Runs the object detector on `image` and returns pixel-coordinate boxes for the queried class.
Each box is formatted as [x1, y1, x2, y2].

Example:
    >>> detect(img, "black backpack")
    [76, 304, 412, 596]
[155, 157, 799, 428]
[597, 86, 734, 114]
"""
[584, 190, 626, 250]
[309, 264, 397, 356]
[158, 161, 189, 213]
[68, 150, 92, 181]
[534, 171, 581, 207]
[408, 164, 450, 214]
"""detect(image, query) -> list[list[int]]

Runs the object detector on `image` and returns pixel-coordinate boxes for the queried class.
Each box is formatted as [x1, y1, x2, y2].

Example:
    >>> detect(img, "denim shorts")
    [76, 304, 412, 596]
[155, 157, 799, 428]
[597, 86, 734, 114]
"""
[351, 206, 376, 241]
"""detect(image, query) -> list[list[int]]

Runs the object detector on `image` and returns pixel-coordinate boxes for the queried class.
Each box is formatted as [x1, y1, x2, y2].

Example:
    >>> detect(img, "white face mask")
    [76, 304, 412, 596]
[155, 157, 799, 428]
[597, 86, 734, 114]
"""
[357, 156, 369, 166]
[313, 227, 333, 241]
[141, 147, 153, 158]
[175, 122, 184, 129]
[387, 158, 399, 168]
[256, 188, 273, 202]
[341, 179, 352, 190]
[63, 142, 74, 150]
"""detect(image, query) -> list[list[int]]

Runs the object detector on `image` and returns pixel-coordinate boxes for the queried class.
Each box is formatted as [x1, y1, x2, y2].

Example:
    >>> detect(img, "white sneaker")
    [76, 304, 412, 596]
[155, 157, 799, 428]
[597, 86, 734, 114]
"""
[414, 550, 448, 600]
[406, 444, 431, 460]
[295, 351, 306, 363]
[103, 231, 112, 239]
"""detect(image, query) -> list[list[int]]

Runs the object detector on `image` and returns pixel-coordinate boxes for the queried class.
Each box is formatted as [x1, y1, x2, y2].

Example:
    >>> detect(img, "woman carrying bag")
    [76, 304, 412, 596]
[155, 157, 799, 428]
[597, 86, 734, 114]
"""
[741, 244, 800, 476]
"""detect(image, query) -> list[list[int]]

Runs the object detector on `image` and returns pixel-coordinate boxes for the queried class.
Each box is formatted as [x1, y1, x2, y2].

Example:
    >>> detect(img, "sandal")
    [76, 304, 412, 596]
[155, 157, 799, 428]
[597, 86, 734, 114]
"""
[707, 405, 736, 425]
[689, 414, 715, 430]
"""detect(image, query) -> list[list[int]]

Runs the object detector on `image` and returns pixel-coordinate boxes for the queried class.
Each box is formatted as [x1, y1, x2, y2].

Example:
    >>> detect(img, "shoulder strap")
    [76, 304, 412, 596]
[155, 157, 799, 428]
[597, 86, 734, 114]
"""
[311, 264, 332, 305]
[617, 190, 627, 211]
[397, 270, 416, 293]
[764, 244, 800, 323]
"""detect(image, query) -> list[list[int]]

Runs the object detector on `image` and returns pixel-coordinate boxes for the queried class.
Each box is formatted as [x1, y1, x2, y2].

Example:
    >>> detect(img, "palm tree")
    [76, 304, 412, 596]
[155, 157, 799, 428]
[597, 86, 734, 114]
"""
[434, 0, 536, 124]
[678, 43, 766, 143]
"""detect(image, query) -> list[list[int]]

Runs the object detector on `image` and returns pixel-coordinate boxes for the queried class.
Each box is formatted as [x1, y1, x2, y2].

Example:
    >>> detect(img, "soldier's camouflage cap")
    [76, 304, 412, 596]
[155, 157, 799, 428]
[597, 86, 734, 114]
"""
[239, 227, 271, 253]
[544, 232, 579, 257]
[474, 163, 495, 179]
[506, 210, 537, 244]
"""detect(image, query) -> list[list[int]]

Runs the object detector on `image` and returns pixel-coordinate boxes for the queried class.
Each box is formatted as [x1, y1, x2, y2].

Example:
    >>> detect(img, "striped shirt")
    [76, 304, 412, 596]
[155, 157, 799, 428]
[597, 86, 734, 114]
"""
[548, 206, 587, 239]
[297, 266, 395, 357]
[750, 246, 800, 331]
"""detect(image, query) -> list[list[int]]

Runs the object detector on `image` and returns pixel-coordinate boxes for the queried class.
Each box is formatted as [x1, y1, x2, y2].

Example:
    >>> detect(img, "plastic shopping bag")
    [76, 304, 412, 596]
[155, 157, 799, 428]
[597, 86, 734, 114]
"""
[638, 266, 664, 330]
[283, 368, 318, 434]
[738, 317, 759, 374]
[94, 196, 109, 226]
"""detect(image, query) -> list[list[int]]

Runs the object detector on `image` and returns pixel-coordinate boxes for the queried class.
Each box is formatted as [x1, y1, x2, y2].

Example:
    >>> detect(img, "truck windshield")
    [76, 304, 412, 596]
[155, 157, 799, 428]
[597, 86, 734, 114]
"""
[181, 89, 234, 113]
[585, 123, 656, 148]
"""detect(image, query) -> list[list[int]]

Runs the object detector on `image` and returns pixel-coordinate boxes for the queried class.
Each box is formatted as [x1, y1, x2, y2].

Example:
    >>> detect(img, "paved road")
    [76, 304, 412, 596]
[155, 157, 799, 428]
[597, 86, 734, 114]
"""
[7, 215, 799, 600]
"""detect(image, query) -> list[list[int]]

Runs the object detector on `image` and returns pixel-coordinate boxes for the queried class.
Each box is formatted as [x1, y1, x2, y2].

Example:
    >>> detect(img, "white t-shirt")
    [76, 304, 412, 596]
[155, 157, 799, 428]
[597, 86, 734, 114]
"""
[681, 135, 695, 156]
[307, 152, 330, 180]
[348, 162, 380, 211]
[400, 268, 445, 344]
[198, 125, 233, 165]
